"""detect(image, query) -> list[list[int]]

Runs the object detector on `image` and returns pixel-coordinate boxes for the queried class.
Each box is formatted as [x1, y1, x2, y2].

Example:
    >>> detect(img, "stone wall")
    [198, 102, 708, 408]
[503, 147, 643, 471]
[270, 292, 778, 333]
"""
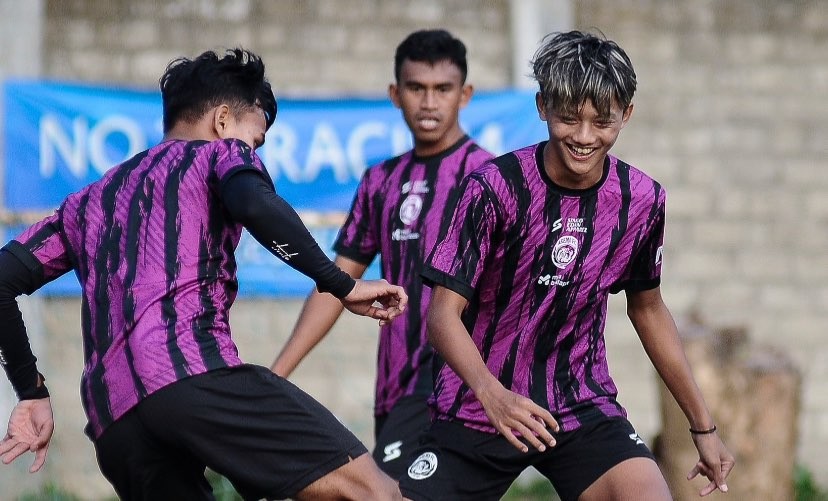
[1, 0, 826, 498]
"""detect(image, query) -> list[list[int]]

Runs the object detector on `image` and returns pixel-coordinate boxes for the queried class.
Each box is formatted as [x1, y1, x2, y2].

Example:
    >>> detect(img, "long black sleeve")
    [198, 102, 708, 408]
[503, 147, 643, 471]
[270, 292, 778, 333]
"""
[0, 248, 49, 400]
[221, 170, 356, 299]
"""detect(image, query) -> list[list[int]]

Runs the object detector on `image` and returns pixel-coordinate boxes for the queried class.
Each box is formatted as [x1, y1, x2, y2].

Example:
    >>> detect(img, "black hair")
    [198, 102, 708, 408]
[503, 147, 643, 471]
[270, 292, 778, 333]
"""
[394, 29, 468, 83]
[159, 48, 277, 133]
[532, 31, 637, 117]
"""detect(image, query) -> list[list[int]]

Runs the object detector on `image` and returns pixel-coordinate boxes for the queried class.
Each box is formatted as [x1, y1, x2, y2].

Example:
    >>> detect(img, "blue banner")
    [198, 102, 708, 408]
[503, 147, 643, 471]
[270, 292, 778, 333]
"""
[3, 80, 548, 296]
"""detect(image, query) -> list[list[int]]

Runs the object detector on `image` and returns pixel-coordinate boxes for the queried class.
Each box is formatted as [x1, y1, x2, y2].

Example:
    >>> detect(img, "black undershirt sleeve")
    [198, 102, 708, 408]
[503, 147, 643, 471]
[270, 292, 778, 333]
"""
[0, 248, 50, 400]
[221, 169, 356, 299]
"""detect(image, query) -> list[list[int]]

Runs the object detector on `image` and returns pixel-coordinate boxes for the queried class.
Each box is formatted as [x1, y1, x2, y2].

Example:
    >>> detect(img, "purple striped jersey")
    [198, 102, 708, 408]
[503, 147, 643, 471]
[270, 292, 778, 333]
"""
[334, 136, 493, 416]
[12, 139, 266, 438]
[422, 142, 666, 433]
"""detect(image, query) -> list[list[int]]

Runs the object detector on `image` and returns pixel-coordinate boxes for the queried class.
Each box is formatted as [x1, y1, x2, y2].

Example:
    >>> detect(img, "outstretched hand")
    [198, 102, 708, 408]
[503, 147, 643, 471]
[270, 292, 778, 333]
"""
[477, 382, 559, 453]
[0, 398, 54, 473]
[340, 279, 407, 323]
[687, 432, 735, 496]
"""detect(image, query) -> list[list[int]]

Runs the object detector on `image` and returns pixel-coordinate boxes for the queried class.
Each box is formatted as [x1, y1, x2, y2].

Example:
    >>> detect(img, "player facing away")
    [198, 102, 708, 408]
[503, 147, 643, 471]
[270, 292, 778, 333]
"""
[0, 49, 407, 501]
[398, 31, 735, 501]
[271, 29, 493, 478]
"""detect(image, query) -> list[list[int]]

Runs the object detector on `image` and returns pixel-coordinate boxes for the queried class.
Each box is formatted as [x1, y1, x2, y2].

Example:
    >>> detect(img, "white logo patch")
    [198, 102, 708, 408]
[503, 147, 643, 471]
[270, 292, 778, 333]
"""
[629, 432, 645, 445]
[399, 195, 423, 225]
[552, 235, 579, 269]
[383, 441, 403, 463]
[552, 218, 562, 233]
[655, 246, 663, 265]
[407, 451, 438, 480]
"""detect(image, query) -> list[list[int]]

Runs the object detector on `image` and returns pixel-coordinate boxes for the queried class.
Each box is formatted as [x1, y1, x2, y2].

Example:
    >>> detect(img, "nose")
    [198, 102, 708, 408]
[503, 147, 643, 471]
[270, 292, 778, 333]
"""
[421, 89, 437, 110]
[572, 121, 596, 144]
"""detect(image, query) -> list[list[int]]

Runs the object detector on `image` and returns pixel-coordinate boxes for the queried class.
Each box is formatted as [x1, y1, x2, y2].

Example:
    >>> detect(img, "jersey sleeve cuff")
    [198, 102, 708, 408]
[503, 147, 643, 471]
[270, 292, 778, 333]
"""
[421, 266, 475, 300]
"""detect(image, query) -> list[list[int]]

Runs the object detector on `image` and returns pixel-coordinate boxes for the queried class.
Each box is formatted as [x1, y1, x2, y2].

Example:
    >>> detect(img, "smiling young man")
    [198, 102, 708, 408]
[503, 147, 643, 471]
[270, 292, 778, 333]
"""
[271, 29, 493, 479]
[0, 48, 407, 501]
[398, 31, 735, 501]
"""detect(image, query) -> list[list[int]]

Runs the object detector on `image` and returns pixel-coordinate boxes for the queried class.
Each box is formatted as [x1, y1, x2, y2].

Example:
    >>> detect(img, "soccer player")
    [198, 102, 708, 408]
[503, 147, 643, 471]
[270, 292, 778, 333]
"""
[271, 29, 493, 478]
[0, 48, 406, 501]
[398, 31, 735, 501]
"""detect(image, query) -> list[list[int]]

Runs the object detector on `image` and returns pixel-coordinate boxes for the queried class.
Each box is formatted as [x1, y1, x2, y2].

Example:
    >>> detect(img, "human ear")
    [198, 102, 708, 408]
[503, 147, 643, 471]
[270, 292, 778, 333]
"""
[620, 103, 634, 127]
[213, 104, 232, 138]
[388, 83, 402, 109]
[459, 84, 474, 108]
[535, 92, 548, 121]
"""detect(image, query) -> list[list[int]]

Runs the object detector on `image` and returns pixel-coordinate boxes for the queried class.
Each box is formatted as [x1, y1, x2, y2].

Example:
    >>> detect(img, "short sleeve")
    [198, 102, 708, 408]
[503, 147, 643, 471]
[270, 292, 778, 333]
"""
[212, 139, 272, 187]
[610, 197, 665, 294]
[333, 168, 380, 265]
[8, 211, 73, 285]
[422, 175, 499, 300]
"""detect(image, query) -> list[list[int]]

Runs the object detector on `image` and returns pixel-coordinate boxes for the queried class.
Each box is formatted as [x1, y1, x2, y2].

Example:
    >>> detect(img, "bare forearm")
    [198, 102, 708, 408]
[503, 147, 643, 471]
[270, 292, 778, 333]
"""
[427, 289, 499, 396]
[629, 294, 714, 429]
[271, 289, 345, 377]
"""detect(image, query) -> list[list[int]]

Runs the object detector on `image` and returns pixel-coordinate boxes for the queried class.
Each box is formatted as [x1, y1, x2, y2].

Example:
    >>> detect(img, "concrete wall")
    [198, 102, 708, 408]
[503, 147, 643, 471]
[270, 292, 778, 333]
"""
[1, 0, 826, 498]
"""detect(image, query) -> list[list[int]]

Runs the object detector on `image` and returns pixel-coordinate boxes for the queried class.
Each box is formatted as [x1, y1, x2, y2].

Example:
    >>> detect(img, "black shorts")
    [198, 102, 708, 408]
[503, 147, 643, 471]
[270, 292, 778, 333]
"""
[372, 395, 432, 479]
[398, 416, 656, 501]
[94, 364, 367, 501]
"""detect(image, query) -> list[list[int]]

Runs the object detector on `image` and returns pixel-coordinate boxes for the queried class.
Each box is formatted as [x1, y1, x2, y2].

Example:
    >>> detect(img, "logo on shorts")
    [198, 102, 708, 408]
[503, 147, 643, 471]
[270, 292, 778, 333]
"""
[629, 432, 645, 445]
[407, 451, 438, 480]
[383, 441, 403, 462]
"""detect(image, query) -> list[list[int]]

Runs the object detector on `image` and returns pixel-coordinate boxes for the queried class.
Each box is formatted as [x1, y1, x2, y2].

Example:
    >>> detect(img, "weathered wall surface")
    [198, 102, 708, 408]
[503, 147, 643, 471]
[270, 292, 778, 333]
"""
[1, 0, 825, 498]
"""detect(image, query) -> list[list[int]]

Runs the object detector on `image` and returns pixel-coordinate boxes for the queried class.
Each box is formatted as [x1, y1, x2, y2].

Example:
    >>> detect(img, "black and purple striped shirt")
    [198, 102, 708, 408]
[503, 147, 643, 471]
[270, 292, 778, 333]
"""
[334, 136, 493, 416]
[12, 139, 264, 438]
[423, 142, 666, 433]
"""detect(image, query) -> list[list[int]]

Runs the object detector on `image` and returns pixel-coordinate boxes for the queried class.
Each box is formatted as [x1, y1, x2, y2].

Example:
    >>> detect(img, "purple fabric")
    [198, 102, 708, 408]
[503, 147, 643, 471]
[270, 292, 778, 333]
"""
[334, 137, 493, 416]
[423, 142, 666, 433]
[14, 139, 266, 438]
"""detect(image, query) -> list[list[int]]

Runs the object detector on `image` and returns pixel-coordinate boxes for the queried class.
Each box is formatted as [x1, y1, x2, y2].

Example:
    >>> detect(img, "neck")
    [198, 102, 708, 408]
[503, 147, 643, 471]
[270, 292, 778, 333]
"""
[163, 120, 217, 143]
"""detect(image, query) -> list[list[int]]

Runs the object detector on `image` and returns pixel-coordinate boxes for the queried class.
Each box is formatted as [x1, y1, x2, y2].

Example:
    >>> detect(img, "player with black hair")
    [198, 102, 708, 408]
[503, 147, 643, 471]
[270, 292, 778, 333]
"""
[0, 48, 406, 501]
[272, 29, 493, 479]
[399, 31, 735, 501]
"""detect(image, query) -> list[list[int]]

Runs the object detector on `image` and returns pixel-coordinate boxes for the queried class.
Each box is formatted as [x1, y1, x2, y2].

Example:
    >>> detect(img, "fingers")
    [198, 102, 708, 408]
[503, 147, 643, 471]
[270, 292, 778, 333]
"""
[29, 443, 49, 473]
[0, 441, 29, 465]
[688, 460, 730, 496]
[699, 480, 718, 497]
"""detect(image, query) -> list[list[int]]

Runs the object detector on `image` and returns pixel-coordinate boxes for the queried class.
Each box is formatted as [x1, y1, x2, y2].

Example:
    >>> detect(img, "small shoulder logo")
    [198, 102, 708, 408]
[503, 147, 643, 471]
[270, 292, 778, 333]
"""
[655, 246, 663, 265]
[407, 451, 438, 480]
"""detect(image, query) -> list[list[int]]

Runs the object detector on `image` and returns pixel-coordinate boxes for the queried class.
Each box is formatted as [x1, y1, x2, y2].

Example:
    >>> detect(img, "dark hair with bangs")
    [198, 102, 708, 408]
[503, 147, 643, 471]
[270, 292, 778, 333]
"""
[532, 31, 636, 117]
[394, 29, 468, 83]
[160, 48, 277, 133]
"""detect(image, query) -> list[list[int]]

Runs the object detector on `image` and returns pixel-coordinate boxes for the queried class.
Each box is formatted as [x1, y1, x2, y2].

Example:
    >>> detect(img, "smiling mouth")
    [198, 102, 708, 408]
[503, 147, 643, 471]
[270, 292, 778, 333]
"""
[568, 144, 597, 158]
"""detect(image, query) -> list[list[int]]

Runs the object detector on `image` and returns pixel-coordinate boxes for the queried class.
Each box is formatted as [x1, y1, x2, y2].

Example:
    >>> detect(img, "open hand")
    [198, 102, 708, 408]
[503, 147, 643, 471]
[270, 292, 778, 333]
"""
[0, 398, 54, 473]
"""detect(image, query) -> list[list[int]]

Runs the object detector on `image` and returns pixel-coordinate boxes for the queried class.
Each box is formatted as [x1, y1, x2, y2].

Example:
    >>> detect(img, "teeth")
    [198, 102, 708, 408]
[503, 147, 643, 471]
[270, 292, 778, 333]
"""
[570, 145, 594, 156]
[419, 119, 438, 130]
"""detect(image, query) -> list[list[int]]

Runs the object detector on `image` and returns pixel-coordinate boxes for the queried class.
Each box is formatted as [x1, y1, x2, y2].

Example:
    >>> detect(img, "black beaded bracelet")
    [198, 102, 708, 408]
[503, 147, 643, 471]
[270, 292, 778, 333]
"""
[689, 425, 717, 435]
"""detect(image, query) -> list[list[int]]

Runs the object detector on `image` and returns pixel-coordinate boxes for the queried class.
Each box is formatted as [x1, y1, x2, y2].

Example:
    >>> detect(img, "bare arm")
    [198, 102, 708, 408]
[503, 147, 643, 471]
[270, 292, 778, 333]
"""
[427, 286, 558, 452]
[626, 286, 735, 496]
[272, 256, 369, 377]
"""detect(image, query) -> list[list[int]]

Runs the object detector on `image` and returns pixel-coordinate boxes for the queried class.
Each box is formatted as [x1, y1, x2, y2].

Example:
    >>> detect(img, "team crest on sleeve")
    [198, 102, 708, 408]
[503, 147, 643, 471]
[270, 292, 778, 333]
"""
[552, 235, 579, 269]
[407, 451, 438, 480]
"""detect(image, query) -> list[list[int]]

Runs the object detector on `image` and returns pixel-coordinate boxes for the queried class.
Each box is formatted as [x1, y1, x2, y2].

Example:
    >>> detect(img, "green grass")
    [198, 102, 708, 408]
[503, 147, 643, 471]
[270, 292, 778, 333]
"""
[16, 463, 827, 501]
[796, 464, 828, 501]
[502, 477, 561, 500]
